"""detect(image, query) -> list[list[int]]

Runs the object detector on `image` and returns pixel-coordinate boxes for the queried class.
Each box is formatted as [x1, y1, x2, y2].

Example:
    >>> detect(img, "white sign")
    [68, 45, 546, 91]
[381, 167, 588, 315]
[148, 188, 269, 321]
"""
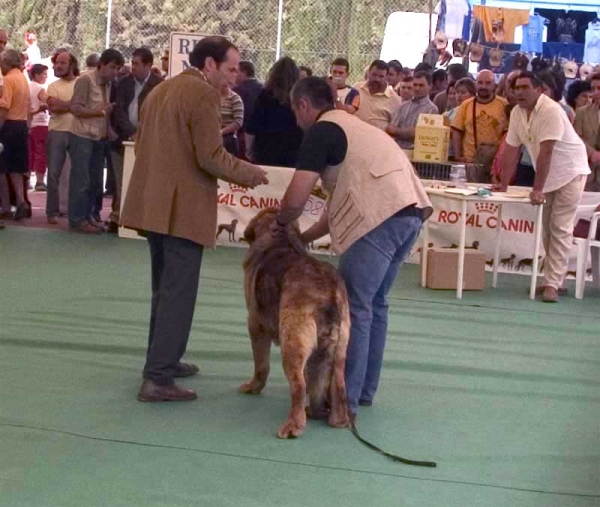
[168, 32, 209, 78]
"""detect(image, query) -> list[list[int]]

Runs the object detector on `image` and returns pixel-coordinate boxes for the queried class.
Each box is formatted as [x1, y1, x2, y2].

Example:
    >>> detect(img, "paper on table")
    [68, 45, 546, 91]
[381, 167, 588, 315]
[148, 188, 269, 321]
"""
[443, 188, 478, 196]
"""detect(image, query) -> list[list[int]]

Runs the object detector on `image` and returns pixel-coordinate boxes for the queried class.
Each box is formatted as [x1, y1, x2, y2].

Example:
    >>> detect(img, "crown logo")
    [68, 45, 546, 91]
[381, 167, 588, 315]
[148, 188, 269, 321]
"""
[228, 183, 248, 194]
[475, 202, 498, 214]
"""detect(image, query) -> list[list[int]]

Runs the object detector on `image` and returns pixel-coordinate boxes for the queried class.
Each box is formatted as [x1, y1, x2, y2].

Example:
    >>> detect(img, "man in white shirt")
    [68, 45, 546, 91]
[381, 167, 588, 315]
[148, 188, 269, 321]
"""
[495, 71, 590, 303]
[109, 47, 162, 233]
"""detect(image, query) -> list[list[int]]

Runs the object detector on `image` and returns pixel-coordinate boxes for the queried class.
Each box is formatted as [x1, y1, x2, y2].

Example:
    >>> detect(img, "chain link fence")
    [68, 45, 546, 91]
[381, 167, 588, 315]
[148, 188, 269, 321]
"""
[0, 0, 431, 82]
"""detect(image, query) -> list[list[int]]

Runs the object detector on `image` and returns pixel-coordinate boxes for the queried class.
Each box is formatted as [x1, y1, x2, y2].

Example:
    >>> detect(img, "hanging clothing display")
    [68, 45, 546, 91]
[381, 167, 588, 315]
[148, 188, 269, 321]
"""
[520, 14, 549, 54]
[543, 42, 585, 63]
[584, 20, 600, 64]
[534, 9, 596, 44]
[473, 6, 529, 43]
[435, 0, 471, 40]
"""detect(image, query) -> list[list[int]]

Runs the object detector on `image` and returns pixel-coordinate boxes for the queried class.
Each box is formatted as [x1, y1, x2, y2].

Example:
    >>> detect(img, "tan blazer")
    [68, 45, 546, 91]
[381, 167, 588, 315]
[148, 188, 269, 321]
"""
[574, 103, 600, 151]
[121, 68, 256, 247]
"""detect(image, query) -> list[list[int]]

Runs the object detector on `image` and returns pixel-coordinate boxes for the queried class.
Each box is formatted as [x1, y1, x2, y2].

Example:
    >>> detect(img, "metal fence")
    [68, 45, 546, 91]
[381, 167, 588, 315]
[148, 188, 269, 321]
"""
[0, 0, 431, 82]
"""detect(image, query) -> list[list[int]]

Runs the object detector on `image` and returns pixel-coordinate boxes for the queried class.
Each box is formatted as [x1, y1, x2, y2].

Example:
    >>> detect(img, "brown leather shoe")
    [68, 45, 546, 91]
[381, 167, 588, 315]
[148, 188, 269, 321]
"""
[47, 216, 58, 225]
[137, 379, 197, 402]
[173, 362, 200, 378]
[542, 286, 559, 303]
[533, 286, 568, 296]
[70, 222, 104, 234]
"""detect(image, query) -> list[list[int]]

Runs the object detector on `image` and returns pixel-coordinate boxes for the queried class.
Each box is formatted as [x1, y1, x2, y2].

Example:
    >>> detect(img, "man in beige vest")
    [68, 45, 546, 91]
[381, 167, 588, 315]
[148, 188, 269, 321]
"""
[121, 36, 268, 403]
[273, 77, 432, 418]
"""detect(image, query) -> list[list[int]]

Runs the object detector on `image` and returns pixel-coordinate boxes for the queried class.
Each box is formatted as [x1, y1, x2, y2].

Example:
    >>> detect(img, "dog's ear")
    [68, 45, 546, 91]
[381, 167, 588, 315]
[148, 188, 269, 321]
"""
[244, 223, 256, 243]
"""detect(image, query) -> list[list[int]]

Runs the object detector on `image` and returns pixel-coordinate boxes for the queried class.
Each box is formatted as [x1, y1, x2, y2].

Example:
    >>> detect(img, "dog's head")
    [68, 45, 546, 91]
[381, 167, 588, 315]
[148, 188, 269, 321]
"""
[243, 208, 305, 253]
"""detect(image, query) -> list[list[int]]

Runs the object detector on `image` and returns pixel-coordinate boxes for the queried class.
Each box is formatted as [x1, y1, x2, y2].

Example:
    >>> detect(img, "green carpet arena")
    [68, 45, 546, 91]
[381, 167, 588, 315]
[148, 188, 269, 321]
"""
[1, 227, 599, 506]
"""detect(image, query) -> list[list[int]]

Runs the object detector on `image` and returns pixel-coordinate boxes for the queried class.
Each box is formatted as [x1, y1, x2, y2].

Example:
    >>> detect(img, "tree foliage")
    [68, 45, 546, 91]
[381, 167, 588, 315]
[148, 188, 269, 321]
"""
[0, 0, 429, 81]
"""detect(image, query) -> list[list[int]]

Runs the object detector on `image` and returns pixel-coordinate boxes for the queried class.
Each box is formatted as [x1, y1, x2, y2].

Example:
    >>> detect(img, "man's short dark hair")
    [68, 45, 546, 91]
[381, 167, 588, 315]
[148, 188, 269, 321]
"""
[100, 48, 124, 67]
[29, 63, 48, 79]
[291, 76, 335, 110]
[401, 76, 414, 83]
[590, 72, 600, 83]
[190, 36, 237, 70]
[369, 59, 389, 73]
[239, 60, 255, 78]
[299, 65, 313, 76]
[447, 63, 469, 82]
[432, 68, 447, 84]
[516, 71, 543, 89]
[331, 57, 350, 72]
[413, 70, 432, 85]
[566, 79, 592, 109]
[388, 60, 403, 73]
[414, 62, 433, 73]
[132, 47, 153, 66]
[86, 53, 100, 68]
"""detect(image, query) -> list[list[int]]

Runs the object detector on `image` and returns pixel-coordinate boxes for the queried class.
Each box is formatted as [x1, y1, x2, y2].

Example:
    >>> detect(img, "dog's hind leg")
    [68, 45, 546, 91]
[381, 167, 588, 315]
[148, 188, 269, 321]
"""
[277, 314, 317, 439]
[239, 336, 271, 395]
[305, 347, 334, 420]
[328, 298, 350, 429]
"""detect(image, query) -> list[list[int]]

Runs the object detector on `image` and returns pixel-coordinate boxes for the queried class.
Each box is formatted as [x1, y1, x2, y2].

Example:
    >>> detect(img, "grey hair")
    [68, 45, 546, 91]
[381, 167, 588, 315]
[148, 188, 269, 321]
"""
[1, 49, 22, 69]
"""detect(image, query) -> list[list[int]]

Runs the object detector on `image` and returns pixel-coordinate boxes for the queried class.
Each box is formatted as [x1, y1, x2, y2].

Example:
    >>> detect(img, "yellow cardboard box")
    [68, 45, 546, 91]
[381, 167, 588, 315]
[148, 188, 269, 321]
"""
[413, 114, 450, 163]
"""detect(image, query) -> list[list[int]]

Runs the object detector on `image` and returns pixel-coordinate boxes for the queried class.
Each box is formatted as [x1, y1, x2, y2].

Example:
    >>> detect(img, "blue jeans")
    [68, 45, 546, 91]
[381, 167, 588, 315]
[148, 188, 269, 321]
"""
[46, 131, 70, 218]
[68, 134, 105, 227]
[338, 211, 423, 415]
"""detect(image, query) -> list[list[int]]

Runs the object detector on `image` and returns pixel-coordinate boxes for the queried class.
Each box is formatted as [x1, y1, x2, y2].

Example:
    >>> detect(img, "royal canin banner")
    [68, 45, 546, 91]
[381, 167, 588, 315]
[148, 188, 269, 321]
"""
[120, 151, 600, 275]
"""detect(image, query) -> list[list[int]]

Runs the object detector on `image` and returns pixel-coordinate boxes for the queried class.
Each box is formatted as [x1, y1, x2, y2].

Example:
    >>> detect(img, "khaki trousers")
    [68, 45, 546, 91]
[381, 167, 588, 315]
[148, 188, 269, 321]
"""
[542, 175, 586, 289]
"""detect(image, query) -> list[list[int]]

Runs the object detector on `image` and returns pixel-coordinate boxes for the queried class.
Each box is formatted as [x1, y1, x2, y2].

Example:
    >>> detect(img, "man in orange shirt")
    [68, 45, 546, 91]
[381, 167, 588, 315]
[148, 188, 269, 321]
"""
[0, 49, 30, 220]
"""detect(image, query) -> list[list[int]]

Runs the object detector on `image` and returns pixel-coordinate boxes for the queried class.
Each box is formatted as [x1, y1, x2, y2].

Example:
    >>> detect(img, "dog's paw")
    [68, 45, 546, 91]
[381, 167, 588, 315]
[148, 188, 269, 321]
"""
[239, 379, 264, 395]
[277, 418, 305, 439]
[328, 413, 350, 428]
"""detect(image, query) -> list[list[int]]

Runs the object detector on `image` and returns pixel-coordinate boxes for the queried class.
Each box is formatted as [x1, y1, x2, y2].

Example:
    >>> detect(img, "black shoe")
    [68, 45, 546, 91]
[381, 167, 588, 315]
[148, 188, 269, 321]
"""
[14, 203, 28, 221]
[35, 182, 47, 192]
[107, 222, 119, 234]
[358, 399, 373, 407]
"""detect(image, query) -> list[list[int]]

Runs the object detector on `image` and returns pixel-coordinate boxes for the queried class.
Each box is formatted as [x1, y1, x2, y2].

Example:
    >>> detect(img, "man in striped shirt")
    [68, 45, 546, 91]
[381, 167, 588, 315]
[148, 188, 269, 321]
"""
[220, 83, 244, 154]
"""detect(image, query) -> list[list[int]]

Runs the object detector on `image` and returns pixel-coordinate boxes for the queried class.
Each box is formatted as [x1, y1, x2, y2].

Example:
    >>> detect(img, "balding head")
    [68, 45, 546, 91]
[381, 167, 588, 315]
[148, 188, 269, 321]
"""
[0, 30, 8, 53]
[476, 69, 496, 102]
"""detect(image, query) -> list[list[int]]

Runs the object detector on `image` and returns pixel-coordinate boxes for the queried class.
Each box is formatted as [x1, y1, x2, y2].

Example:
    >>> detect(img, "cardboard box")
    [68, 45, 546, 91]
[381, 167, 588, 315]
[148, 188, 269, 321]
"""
[413, 114, 450, 163]
[422, 248, 486, 290]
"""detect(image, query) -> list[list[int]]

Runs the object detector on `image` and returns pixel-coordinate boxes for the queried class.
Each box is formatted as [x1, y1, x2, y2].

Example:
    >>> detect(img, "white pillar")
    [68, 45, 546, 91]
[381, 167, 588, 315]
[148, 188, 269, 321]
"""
[105, 0, 113, 49]
[275, 0, 284, 60]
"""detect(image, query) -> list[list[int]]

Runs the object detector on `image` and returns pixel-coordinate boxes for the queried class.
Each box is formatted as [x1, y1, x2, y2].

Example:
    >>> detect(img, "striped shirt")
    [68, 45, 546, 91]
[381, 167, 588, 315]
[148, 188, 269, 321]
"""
[221, 90, 244, 130]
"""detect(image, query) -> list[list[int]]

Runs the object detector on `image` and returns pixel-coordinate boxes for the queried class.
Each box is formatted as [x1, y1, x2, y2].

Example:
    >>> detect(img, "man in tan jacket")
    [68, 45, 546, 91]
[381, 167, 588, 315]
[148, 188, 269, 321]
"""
[121, 36, 268, 402]
[273, 77, 432, 418]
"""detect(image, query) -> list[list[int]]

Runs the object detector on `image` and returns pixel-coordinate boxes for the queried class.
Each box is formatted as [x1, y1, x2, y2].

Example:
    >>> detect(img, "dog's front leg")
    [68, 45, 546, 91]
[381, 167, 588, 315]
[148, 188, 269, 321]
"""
[239, 336, 271, 395]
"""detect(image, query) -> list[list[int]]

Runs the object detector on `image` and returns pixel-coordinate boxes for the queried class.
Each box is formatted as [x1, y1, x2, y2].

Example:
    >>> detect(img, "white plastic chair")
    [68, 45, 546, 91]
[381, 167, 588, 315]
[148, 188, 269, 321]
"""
[574, 212, 600, 299]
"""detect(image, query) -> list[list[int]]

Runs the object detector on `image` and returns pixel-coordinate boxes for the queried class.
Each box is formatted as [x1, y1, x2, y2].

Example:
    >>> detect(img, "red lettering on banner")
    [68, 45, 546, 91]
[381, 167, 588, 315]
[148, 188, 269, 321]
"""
[447, 211, 459, 224]
[218, 193, 237, 206]
[487, 216, 497, 229]
[438, 210, 448, 222]
[466, 214, 475, 227]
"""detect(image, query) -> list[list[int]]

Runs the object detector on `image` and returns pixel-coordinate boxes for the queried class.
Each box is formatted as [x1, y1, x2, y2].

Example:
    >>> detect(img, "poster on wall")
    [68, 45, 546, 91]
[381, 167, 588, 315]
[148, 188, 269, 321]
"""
[168, 32, 210, 77]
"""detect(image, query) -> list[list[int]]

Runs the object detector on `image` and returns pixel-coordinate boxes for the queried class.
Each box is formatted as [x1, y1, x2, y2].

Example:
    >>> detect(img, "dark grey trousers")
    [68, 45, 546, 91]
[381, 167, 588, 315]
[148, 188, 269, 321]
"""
[144, 232, 204, 385]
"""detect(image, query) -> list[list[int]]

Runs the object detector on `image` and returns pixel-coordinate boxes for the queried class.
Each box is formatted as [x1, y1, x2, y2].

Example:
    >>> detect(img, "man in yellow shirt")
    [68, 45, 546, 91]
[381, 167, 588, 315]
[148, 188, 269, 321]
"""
[451, 70, 507, 165]
[0, 49, 30, 220]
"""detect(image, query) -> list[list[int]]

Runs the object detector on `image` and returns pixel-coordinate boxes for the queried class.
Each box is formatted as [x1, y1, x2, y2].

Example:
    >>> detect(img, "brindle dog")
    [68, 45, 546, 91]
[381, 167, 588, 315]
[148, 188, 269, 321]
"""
[240, 208, 350, 438]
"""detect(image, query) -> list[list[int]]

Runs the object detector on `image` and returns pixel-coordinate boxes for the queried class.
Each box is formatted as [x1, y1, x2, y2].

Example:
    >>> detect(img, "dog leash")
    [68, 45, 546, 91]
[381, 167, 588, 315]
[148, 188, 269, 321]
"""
[349, 420, 437, 468]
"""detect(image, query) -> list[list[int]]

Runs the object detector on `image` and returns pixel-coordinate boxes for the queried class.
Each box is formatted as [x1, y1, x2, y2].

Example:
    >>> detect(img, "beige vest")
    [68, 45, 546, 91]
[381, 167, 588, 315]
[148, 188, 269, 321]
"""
[318, 110, 432, 255]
